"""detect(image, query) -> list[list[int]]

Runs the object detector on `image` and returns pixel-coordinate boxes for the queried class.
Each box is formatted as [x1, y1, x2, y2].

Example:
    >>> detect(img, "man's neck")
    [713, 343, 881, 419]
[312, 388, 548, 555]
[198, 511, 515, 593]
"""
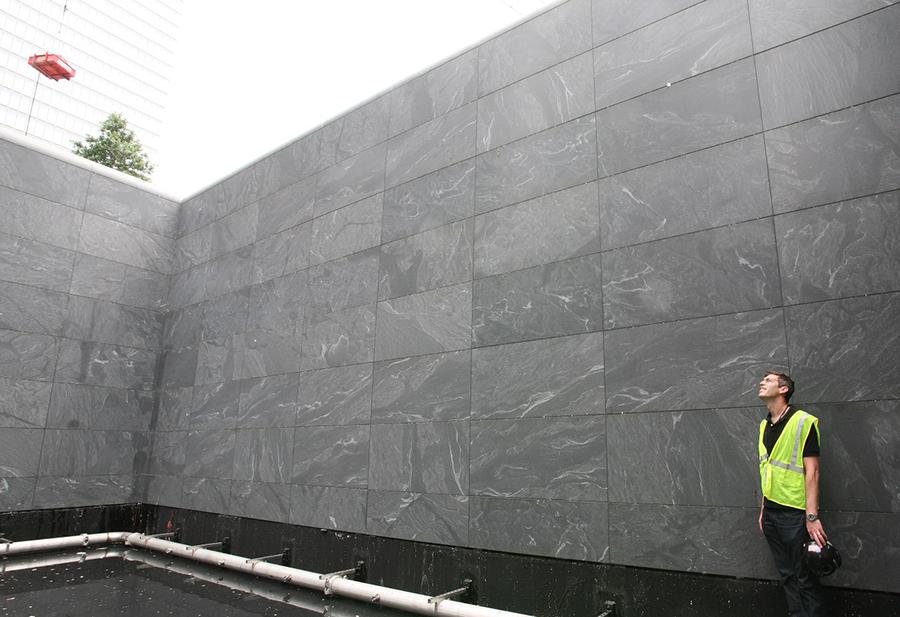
[764, 397, 789, 418]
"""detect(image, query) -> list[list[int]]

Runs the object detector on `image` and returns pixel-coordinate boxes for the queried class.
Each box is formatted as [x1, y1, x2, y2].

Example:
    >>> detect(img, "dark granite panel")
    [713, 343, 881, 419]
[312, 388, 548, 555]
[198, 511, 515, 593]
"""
[371, 350, 471, 423]
[159, 345, 199, 389]
[0, 329, 57, 381]
[204, 246, 251, 298]
[200, 290, 249, 341]
[314, 144, 386, 216]
[204, 247, 253, 299]
[48, 383, 154, 431]
[605, 309, 789, 412]
[609, 504, 769, 577]
[378, 219, 473, 300]
[161, 304, 202, 351]
[594, 0, 752, 109]
[190, 380, 241, 430]
[307, 249, 379, 316]
[756, 6, 900, 129]
[368, 421, 468, 494]
[599, 135, 771, 249]
[300, 304, 376, 370]
[470, 496, 608, 561]
[182, 477, 231, 513]
[237, 329, 301, 379]
[385, 103, 476, 189]
[475, 116, 597, 215]
[0, 428, 42, 477]
[168, 264, 208, 310]
[184, 429, 235, 480]
[179, 186, 226, 237]
[157, 387, 192, 431]
[389, 49, 478, 135]
[232, 428, 293, 483]
[70, 253, 126, 303]
[229, 480, 290, 522]
[84, 174, 180, 237]
[78, 213, 173, 274]
[0, 185, 82, 250]
[608, 408, 760, 507]
[0, 280, 68, 335]
[814, 400, 900, 513]
[334, 94, 391, 162]
[121, 266, 169, 311]
[596, 58, 762, 177]
[173, 226, 211, 273]
[142, 474, 184, 507]
[470, 416, 607, 500]
[591, 0, 700, 46]
[603, 219, 781, 328]
[309, 194, 383, 266]
[0, 138, 91, 208]
[256, 176, 316, 240]
[291, 425, 369, 487]
[238, 374, 299, 428]
[210, 204, 258, 259]
[785, 293, 900, 402]
[766, 94, 900, 214]
[477, 0, 592, 94]
[474, 182, 600, 278]
[0, 377, 51, 428]
[289, 485, 367, 532]
[0, 232, 75, 293]
[374, 283, 472, 361]
[0, 477, 35, 511]
[826, 511, 900, 593]
[477, 51, 594, 153]
[472, 253, 603, 347]
[471, 332, 604, 419]
[247, 270, 308, 335]
[195, 336, 240, 385]
[220, 164, 267, 216]
[39, 429, 141, 476]
[381, 160, 475, 243]
[281, 123, 342, 183]
[296, 364, 372, 426]
[147, 431, 186, 476]
[64, 296, 163, 351]
[32, 475, 134, 509]
[777, 192, 900, 304]
[749, 0, 897, 51]
[250, 221, 312, 285]
[366, 491, 469, 545]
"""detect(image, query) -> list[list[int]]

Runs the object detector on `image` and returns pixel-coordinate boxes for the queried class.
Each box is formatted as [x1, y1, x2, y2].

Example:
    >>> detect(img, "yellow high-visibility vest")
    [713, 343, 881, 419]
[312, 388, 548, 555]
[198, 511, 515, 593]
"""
[758, 409, 819, 509]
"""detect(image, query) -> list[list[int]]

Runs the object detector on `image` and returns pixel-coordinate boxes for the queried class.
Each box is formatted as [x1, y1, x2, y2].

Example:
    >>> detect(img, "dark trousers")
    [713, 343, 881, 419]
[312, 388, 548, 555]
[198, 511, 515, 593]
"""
[763, 506, 826, 617]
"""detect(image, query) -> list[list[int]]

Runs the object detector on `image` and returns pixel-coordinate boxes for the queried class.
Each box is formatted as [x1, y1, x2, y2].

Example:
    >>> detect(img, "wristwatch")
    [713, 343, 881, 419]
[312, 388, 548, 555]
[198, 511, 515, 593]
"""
[806, 513, 819, 522]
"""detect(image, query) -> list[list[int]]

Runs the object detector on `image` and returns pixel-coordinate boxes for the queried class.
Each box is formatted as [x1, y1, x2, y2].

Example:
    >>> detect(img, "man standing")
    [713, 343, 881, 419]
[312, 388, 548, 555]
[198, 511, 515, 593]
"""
[758, 370, 827, 617]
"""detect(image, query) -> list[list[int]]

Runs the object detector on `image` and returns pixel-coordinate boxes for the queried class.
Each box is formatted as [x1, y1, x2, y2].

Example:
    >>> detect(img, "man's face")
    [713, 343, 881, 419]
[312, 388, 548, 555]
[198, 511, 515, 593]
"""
[758, 373, 786, 401]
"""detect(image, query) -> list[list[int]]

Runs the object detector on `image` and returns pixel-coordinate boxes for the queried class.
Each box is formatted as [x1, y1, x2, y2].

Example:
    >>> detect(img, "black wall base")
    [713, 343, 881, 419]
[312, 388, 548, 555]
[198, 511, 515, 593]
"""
[2, 504, 897, 617]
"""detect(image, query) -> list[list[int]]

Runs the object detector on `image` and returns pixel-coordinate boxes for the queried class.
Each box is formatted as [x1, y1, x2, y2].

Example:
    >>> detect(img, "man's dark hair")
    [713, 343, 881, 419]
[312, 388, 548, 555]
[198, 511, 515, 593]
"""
[765, 370, 795, 402]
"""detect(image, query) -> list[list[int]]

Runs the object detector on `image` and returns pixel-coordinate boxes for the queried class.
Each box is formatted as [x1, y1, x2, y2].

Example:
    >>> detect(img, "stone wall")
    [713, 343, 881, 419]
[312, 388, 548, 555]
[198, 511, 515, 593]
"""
[0, 136, 177, 509]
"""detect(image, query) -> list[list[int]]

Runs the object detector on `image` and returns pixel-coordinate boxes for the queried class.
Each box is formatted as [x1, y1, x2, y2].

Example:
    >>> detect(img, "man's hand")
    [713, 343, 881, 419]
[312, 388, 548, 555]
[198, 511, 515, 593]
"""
[807, 519, 827, 547]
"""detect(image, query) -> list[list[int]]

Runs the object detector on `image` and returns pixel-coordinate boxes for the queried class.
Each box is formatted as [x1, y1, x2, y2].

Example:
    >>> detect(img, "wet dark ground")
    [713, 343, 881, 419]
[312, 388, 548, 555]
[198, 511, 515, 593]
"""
[0, 550, 414, 617]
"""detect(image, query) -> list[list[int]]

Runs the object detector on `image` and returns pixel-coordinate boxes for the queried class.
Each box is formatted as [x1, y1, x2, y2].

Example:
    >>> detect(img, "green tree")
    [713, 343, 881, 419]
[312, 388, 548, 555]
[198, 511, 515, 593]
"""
[73, 112, 154, 180]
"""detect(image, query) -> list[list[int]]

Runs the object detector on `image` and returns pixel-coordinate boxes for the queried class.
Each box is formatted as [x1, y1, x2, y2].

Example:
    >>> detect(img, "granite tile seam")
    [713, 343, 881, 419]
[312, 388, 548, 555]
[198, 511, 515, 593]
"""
[591, 0, 706, 49]
[757, 89, 900, 134]
[748, 2, 900, 55]
[600, 304, 789, 336]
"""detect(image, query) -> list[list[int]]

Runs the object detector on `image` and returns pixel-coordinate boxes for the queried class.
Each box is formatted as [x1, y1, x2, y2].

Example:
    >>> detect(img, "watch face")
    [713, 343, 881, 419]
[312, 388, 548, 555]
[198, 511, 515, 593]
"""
[807, 513, 818, 522]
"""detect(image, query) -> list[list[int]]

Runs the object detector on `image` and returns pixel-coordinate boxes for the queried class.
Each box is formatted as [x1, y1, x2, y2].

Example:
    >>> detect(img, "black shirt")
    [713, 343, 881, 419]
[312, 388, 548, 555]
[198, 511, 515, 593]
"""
[762, 406, 819, 511]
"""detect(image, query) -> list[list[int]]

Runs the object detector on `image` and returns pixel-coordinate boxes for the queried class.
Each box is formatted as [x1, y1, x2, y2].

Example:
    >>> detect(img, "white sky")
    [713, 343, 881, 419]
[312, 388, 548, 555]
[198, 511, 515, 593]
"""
[154, 0, 559, 199]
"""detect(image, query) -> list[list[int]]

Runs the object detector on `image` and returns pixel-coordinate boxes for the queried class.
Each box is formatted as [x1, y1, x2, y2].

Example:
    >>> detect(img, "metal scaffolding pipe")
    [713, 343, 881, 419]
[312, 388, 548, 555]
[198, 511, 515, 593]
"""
[0, 532, 535, 617]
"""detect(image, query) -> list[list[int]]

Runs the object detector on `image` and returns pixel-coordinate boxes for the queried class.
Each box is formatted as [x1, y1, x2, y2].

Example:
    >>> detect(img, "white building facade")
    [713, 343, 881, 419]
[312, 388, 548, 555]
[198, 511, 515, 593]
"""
[0, 0, 182, 162]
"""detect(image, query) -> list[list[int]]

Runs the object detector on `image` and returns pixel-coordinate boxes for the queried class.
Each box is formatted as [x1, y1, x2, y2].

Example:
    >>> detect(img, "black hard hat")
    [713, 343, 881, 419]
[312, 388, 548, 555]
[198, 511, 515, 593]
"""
[803, 540, 842, 577]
